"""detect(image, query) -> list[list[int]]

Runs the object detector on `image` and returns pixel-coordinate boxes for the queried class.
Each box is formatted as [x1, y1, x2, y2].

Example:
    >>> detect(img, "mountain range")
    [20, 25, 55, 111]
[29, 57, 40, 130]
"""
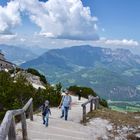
[21, 45, 140, 101]
[0, 44, 45, 65]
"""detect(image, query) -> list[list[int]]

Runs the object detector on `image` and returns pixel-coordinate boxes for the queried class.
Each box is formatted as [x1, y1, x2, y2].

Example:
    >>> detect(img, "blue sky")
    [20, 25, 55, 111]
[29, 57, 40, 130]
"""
[0, 0, 140, 53]
[83, 0, 140, 40]
[93, 0, 140, 40]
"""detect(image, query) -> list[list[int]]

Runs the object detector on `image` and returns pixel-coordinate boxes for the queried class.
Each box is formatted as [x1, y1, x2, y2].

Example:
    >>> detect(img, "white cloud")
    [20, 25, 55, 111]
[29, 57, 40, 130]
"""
[105, 39, 139, 46]
[39, 32, 55, 38]
[20, 38, 26, 42]
[0, 1, 21, 34]
[0, 34, 17, 43]
[42, 0, 98, 40]
[102, 28, 105, 32]
[19, 0, 99, 40]
[94, 38, 139, 47]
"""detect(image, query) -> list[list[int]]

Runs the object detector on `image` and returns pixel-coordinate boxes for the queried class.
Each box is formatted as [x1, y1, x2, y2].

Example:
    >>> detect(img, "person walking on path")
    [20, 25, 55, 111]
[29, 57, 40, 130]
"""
[59, 90, 72, 121]
[60, 92, 65, 119]
[41, 100, 51, 127]
[77, 89, 82, 100]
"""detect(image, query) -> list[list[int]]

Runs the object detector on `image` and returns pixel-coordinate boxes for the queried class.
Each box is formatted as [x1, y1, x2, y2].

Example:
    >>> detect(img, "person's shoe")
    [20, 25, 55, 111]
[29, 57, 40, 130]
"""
[43, 121, 45, 124]
[60, 115, 64, 118]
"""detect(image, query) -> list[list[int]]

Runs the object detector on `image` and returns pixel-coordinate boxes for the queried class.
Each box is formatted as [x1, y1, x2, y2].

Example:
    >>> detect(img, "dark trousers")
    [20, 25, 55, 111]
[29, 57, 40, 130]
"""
[43, 115, 45, 124]
[78, 95, 81, 100]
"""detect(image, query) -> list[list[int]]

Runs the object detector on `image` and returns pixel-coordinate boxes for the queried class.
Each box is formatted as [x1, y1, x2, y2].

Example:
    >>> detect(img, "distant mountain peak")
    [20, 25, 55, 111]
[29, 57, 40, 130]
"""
[0, 44, 37, 65]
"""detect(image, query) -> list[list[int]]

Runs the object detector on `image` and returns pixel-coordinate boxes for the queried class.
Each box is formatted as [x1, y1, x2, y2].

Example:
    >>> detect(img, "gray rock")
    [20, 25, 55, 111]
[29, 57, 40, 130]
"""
[116, 129, 121, 134]
[115, 137, 121, 140]
[117, 126, 120, 130]
[136, 133, 140, 139]
[108, 134, 114, 138]
[122, 126, 128, 133]
[102, 135, 108, 140]
[129, 127, 134, 131]
[106, 125, 113, 131]
[135, 116, 140, 119]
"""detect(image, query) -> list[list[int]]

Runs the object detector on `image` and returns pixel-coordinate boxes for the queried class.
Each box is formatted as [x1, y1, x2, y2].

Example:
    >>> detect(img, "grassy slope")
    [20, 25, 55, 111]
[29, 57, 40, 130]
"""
[87, 107, 140, 126]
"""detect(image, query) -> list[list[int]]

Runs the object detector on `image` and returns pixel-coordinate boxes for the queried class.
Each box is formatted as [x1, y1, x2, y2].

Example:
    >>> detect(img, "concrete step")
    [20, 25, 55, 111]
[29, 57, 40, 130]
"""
[27, 121, 89, 137]
[28, 130, 89, 140]
[16, 116, 91, 140]
[29, 116, 90, 133]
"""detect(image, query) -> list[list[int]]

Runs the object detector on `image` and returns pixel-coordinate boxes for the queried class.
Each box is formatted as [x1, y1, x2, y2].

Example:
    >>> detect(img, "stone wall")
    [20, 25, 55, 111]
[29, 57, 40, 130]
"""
[0, 52, 13, 70]
[0, 59, 13, 70]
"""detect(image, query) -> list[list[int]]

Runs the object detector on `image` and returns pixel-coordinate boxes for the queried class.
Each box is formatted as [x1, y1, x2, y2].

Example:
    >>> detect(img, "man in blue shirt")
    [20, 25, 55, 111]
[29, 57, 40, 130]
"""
[59, 90, 72, 120]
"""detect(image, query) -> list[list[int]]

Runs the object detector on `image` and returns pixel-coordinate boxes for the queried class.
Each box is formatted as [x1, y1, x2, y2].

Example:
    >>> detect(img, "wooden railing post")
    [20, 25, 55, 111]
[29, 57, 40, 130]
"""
[0, 98, 33, 140]
[94, 98, 97, 110]
[90, 99, 93, 112]
[29, 102, 33, 121]
[96, 96, 99, 109]
[81, 96, 100, 123]
[8, 117, 16, 140]
[21, 112, 28, 140]
[82, 105, 86, 122]
[94, 96, 99, 110]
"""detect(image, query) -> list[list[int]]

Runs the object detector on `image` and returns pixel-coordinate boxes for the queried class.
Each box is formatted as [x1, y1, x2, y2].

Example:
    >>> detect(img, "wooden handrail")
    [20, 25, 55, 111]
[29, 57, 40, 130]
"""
[81, 97, 93, 107]
[81, 96, 99, 122]
[0, 98, 33, 140]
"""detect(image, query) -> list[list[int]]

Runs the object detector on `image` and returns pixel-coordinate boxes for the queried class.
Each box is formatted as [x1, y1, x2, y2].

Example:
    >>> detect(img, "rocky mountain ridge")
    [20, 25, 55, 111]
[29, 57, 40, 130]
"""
[0, 44, 38, 65]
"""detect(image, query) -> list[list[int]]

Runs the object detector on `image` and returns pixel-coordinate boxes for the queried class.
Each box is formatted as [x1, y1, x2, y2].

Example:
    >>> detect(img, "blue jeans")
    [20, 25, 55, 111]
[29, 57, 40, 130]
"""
[45, 114, 49, 126]
[61, 106, 69, 120]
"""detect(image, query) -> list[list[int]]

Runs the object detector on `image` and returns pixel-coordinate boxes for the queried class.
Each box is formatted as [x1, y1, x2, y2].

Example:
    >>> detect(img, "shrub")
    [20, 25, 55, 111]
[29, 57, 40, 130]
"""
[99, 98, 108, 107]
[68, 85, 108, 107]
[68, 85, 97, 98]
[0, 71, 61, 121]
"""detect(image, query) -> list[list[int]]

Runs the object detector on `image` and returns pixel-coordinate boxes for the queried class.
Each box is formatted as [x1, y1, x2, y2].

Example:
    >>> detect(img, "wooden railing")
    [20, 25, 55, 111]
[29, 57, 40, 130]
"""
[81, 96, 99, 122]
[0, 98, 33, 140]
